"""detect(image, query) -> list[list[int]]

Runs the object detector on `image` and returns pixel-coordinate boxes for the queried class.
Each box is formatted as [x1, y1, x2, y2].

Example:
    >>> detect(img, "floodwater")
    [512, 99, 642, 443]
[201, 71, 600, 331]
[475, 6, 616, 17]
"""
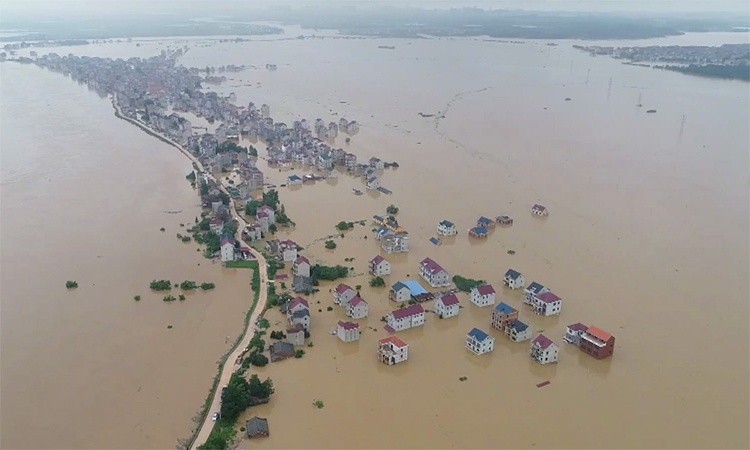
[2, 29, 749, 449]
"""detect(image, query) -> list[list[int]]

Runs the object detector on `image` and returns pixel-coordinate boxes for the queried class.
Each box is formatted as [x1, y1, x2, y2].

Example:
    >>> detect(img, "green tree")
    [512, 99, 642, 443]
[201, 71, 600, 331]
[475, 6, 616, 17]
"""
[452, 275, 485, 292]
[370, 276, 385, 287]
[386, 204, 399, 214]
[262, 189, 279, 209]
[249, 352, 269, 367]
[245, 199, 262, 216]
[218, 191, 230, 205]
[325, 240, 337, 249]
[200, 183, 209, 196]
[311, 264, 348, 281]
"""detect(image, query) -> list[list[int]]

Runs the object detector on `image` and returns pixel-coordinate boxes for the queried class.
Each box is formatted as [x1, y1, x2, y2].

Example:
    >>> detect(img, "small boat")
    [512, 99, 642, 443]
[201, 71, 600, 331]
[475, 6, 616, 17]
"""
[646, 109, 657, 114]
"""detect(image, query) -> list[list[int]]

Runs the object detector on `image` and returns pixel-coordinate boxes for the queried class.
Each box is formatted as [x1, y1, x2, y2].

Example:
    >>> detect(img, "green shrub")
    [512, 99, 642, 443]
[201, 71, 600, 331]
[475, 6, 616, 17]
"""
[150, 280, 172, 291]
[65, 281, 78, 289]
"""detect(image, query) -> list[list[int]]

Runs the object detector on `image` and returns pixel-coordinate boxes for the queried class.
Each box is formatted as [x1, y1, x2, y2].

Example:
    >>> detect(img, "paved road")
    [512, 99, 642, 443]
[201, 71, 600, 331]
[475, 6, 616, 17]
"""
[111, 95, 270, 450]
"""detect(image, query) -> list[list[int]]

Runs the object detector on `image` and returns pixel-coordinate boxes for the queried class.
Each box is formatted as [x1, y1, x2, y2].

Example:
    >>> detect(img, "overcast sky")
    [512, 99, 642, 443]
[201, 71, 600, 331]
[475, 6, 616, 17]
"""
[1, 0, 748, 21]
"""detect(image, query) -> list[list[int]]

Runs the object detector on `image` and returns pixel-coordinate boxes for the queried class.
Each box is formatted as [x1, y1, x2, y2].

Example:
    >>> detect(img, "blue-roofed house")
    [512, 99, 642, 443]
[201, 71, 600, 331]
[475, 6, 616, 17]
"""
[389, 282, 411, 303]
[504, 268, 525, 289]
[437, 220, 457, 236]
[491, 302, 519, 331]
[469, 226, 488, 238]
[505, 319, 533, 342]
[402, 280, 428, 296]
[477, 216, 495, 229]
[287, 174, 302, 185]
[466, 328, 495, 355]
[524, 281, 549, 305]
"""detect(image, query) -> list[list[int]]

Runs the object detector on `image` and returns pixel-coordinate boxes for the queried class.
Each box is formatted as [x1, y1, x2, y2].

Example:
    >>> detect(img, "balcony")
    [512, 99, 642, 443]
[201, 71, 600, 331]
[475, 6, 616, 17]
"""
[580, 334, 606, 347]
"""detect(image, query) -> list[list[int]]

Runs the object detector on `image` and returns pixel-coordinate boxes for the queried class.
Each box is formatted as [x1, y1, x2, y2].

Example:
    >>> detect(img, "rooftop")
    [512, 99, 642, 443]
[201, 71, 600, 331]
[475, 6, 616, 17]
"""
[505, 268, 522, 279]
[371, 255, 386, 264]
[420, 257, 446, 275]
[391, 281, 408, 291]
[379, 335, 407, 348]
[438, 293, 460, 306]
[585, 326, 613, 342]
[402, 280, 428, 296]
[439, 220, 455, 227]
[567, 323, 588, 332]
[510, 320, 529, 332]
[337, 321, 360, 330]
[532, 334, 556, 349]
[335, 284, 354, 295]
[390, 303, 424, 320]
[536, 291, 562, 304]
[349, 296, 366, 306]
[475, 284, 496, 296]
[468, 327, 491, 342]
[494, 302, 517, 315]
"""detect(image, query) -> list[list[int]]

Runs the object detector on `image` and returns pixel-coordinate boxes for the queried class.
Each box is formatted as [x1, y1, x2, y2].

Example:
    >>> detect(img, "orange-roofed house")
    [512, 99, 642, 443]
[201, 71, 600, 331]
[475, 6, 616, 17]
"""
[377, 336, 409, 365]
[579, 326, 615, 359]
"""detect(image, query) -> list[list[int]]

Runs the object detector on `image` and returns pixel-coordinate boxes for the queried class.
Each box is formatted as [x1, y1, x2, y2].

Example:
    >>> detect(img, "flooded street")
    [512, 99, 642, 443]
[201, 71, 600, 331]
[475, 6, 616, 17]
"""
[1, 29, 748, 449]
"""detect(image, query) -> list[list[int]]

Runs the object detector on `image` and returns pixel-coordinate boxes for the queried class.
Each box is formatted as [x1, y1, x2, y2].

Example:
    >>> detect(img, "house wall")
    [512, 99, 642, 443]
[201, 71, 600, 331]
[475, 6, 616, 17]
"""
[295, 263, 310, 278]
[467, 336, 494, 355]
[282, 248, 297, 262]
[436, 302, 459, 318]
[348, 304, 368, 319]
[390, 288, 410, 303]
[335, 290, 356, 306]
[471, 292, 495, 307]
[221, 244, 235, 262]
[580, 336, 615, 359]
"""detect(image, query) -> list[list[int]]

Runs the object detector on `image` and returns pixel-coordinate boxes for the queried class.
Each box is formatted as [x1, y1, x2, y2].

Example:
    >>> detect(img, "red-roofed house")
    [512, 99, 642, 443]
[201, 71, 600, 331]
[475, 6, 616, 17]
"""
[257, 205, 276, 224]
[532, 291, 562, 316]
[333, 284, 356, 306]
[347, 296, 368, 319]
[563, 323, 588, 345]
[434, 293, 460, 319]
[209, 219, 224, 234]
[287, 297, 309, 315]
[470, 284, 496, 307]
[419, 257, 451, 288]
[336, 321, 361, 342]
[579, 326, 616, 359]
[377, 336, 408, 365]
[293, 255, 310, 277]
[386, 304, 425, 331]
[369, 255, 391, 276]
[530, 334, 559, 364]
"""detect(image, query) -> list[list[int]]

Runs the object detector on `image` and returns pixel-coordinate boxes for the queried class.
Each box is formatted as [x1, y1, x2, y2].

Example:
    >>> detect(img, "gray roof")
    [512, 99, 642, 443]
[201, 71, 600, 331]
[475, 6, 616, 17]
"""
[270, 342, 295, 355]
[526, 281, 546, 294]
[292, 309, 310, 318]
[246, 416, 269, 437]
[504, 269, 522, 280]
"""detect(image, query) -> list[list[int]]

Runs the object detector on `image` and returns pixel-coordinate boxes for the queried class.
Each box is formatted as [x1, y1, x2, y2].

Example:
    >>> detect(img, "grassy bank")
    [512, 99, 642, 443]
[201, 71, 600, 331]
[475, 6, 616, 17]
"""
[184, 261, 261, 450]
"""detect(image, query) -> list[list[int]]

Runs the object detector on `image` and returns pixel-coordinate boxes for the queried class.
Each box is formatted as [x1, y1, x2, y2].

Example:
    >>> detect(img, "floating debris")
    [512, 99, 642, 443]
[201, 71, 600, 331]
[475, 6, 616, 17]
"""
[352, 188, 363, 196]
[647, 109, 657, 113]
[377, 186, 392, 195]
[536, 380, 551, 388]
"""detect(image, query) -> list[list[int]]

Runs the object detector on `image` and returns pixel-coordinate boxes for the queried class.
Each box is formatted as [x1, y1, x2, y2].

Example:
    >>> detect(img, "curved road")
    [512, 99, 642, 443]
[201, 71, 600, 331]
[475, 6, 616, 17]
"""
[111, 95, 270, 450]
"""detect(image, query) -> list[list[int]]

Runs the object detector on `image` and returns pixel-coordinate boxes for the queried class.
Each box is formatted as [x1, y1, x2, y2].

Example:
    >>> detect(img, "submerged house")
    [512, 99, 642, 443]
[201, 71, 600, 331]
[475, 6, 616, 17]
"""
[579, 326, 616, 359]
[491, 302, 519, 331]
[532, 291, 562, 316]
[530, 334, 559, 364]
[531, 204, 549, 216]
[466, 328, 495, 355]
[437, 220, 458, 236]
[505, 319, 532, 342]
[434, 293, 460, 319]
[347, 296, 369, 319]
[380, 231, 410, 253]
[563, 323, 588, 345]
[503, 269, 525, 289]
[246, 417, 269, 439]
[524, 281, 549, 305]
[389, 282, 411, 303]
[477, 216, 495, 229]
[470, 284, 496, 307]
[469, 226, 488, 238]
[377, 336, 408, 365]
[334, 284, 357, 306]
[369, 255, 391, 276]
[386, 304, 425, 331]
[419, 257, 451, 288]
[270, 342, 296, 362]
[496, 215, 513, 225]
[336, 321, 361, 342]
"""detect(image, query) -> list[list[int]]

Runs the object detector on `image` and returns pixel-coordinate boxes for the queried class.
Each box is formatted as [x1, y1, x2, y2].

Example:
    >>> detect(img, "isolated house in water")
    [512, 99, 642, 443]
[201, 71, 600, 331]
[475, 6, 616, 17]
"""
[246, 417, 269, 438]
[530, 334, 559, 364]
[336, 321, 361, 342]
[503, 269, 525, 289]
[377, 336, 408, 365]
[419, 257, 451, 288]
[334, 284, 357, 306]
[579, 326, 616, 359]
[434, 293, 460, 319]
[389, 282, 411, 303]
[386, 304, 425, 331]
[563, 323, 588, 345]
[532, 291, 562, 316]
[437, 220, 458, 236]
[369, 255, 391, 276]
[466, 328, 495, 355]
[531, 204, 549, 216]
[477, 216, 495, 229]
[470, 284, 496, 307]
[505, 320, 532, 342]
[347, 296, 369, 319]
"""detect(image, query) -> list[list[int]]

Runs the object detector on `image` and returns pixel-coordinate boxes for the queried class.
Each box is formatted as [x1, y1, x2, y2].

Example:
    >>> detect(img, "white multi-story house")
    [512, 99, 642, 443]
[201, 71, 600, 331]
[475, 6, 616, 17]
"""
[503, 269, 525, 290]
[437, 220, 458, 236]
[532, 291, 562, 316]
[434, 293, 460, 319]
[530, 334, 559, 364]
[470, 284, 496, 307]
[381, 231, 409, 253]
[293, 255, 310, 278]
[369, 255, 391, 276]
[289, 308, 310, 331]
[366, 176, 380, 190]
[347, 296, 368, 319]
[377, 336, 408, 365]
[386, 304, 425, 331]
[524, 281, 549, 305]
[334, 284, 356, 306]
[419, 258, 451, 288]
[336, 321, 361, 342]
[505, 320, 532, 342]
[278, 240, 298, 262]
[563, 323, 588, 345]
[466, 328, 495, 355]
[389, 282, 411, 303]
[257, 205, 276, 225]
[220, 237, 235, 262]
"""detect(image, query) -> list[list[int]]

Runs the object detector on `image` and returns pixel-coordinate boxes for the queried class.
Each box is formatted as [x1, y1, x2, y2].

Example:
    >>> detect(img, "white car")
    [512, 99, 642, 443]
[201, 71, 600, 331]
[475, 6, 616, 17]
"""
[212, 412, 219, 422]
